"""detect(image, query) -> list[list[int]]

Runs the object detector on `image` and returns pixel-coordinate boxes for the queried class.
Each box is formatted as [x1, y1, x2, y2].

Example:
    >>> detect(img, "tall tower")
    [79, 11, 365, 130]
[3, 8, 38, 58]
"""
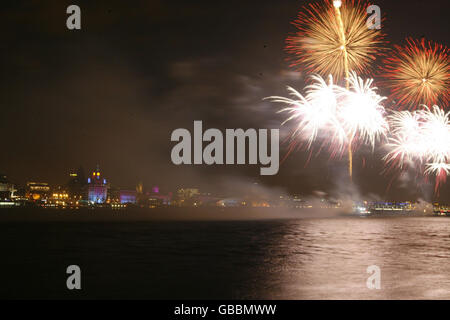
[87, 165, 108, 204]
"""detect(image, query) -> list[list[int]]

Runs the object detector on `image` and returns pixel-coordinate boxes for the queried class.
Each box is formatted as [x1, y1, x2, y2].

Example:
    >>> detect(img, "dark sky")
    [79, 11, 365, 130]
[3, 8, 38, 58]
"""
[0, 0, 449, 201]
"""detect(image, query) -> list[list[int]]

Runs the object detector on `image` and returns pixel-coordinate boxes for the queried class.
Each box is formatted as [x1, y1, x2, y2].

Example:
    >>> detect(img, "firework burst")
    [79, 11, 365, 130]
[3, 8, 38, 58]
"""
[337, 74, 388, 148]
[384, 105, 450, 192]
[266, 72, 388, 158]
[286, 0, 386, 81]
[267, 74, 347, 152]
[382, 38, 449, 109]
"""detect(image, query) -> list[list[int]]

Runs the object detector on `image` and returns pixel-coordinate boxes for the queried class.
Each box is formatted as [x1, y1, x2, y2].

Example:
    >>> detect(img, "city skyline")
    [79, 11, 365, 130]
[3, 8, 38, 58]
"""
[1, 162, 448, 205]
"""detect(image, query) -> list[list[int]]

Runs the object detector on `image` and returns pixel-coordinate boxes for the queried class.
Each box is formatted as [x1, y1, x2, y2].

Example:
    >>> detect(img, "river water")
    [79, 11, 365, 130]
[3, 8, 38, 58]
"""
[1, 217, 449, 299]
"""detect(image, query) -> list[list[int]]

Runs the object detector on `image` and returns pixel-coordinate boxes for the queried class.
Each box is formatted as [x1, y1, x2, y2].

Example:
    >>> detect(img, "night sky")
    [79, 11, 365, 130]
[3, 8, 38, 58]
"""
[1, 0, 449, 201]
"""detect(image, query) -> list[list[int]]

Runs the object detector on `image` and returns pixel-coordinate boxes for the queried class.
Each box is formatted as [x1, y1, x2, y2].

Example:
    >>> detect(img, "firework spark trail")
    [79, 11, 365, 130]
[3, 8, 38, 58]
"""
[333, 0, 350, 86]
[286, 0, 386, 81]
[384, 105, 450, 192]
[382, 38, 449, 109]
[333, 0, 353, 178]
[266, 72, 388, 167]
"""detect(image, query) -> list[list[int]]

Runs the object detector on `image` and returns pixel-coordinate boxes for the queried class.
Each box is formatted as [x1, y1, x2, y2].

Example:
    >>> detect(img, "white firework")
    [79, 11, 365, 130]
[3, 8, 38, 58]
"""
[266, 72, 388, 155]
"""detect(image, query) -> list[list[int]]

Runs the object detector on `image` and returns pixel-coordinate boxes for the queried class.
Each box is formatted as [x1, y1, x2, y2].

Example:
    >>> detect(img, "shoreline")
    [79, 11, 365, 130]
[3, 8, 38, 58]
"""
[0, 207, 441, 222]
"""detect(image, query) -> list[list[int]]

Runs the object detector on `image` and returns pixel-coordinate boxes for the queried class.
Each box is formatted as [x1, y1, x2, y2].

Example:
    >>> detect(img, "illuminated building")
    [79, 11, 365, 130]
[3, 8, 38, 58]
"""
[87, 165, 108, 204]
[0, 174, 16, 200]
[107, 186, 136, 205]
[48, 187, 70, 207]
[145, 187, 172, 208]
[135, 182, 146, 205]
[51, 191, 69, 200]
[26, 182, 50, 201]
[119, 190, 137, 204]
[107, 186, 120, 204]
[67, 166, 86, 199]
[136, 182, 144, 194]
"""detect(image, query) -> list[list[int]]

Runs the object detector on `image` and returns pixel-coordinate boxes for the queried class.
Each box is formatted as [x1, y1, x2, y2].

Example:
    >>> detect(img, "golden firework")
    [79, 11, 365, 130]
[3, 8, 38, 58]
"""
[286, 0, 386, 82]
[382, 38, 449, 109]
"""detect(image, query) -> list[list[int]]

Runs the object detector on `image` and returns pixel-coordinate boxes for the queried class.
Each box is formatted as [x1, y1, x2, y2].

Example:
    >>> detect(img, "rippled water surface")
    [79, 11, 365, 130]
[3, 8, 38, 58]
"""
[1, 217, 449, 299]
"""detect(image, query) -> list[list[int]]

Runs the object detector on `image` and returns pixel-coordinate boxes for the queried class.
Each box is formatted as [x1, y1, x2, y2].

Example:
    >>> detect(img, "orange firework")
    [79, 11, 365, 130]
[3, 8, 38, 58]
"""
[286, 0, 386, 82]
[382, 38, 449, 109]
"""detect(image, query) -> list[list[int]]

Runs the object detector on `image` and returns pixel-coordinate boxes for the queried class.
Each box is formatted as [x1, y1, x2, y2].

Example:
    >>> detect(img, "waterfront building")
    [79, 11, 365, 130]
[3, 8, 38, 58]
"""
[87, 165, 108, 204]
[67, 166, 86, 199]
[48, 186, 70, 207]
[0, 174, 16, 200]
[107, 185, 120, 204]
[26, 182, 50, 201]
[119, 190, 137, 204]
[146, 187, 172, 208]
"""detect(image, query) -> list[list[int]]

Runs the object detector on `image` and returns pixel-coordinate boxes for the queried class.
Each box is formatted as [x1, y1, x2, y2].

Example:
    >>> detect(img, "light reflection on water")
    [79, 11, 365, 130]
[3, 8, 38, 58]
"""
[0, 217, 449, 299]
[257, 217, 450, 299]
